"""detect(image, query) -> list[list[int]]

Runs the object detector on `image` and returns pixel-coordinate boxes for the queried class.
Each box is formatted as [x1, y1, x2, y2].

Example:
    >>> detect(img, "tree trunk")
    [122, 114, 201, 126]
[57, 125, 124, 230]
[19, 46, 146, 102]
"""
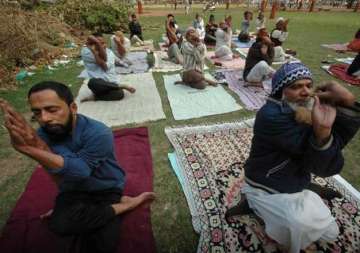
[137, 0, 143, 14]
[297, 0, 303, 10]
[260, 0, 267, 12]
[354, 0, 360, 11]
[270, 0, 278, 19]
[309, 0, 316, 11]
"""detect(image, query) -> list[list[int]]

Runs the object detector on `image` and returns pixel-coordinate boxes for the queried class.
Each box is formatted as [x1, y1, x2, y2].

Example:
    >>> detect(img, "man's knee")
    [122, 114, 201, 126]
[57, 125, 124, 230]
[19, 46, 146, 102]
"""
[257, 60, 269, 68]
[48, 214, 75, 236]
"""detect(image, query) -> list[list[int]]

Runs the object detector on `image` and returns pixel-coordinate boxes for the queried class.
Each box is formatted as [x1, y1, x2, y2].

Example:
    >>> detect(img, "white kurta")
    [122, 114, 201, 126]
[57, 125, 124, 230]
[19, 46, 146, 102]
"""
[215, 28, 233, 60]
[242, 183, 339, 253]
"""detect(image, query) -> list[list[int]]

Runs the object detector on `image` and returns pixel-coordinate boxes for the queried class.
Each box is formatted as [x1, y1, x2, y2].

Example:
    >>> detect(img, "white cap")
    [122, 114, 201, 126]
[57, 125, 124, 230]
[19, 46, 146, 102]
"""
[276, 17, 284, 24]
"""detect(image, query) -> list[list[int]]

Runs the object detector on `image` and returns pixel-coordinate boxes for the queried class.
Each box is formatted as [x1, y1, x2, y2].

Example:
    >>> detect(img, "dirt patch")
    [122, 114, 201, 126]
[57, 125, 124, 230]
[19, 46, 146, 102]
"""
[0, 5, 87, 89]
[0, 152, 33, 187]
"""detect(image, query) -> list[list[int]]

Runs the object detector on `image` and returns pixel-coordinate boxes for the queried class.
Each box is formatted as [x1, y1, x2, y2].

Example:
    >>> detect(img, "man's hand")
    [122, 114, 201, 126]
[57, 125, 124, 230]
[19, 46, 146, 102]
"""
[0, 99, 50, 153]
[312, 96, 336, 146]
[189, 34, 200, 46]
[315, 81, 355, 107]
[86, 35, 99, 46]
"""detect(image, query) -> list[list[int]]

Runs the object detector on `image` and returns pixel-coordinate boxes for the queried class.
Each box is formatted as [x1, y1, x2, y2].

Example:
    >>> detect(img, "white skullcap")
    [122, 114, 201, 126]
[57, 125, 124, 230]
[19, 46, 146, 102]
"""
[276, 17, 285, 24]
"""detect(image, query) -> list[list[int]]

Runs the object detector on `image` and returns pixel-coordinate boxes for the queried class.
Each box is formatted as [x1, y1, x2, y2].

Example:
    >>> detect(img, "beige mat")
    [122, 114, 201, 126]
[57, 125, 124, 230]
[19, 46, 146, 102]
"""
[129, 40, 154, 52]
[75, 73, 165, 127]
[151, 51, 183, 72]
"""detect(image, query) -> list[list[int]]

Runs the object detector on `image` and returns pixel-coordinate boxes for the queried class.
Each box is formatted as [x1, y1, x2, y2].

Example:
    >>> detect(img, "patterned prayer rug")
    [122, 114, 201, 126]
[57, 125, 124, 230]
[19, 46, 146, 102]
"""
[224, 70, 271, 111]
[165, 120, 360, 253]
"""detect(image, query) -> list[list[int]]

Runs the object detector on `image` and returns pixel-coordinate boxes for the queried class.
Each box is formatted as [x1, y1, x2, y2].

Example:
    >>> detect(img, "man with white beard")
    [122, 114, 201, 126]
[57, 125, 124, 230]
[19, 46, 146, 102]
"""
[226, 62, 360, 253]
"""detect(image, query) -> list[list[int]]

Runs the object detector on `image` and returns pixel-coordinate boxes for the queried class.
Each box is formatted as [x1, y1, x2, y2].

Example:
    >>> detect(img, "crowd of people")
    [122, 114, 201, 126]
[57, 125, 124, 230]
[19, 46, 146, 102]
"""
[0, 8, 359, 253]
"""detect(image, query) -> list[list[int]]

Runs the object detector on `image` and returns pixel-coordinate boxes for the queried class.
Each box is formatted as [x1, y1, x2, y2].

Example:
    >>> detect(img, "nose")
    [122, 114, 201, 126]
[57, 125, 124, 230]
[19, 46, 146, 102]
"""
[301, 86, 311, 97]
[38, 110, 53, 124]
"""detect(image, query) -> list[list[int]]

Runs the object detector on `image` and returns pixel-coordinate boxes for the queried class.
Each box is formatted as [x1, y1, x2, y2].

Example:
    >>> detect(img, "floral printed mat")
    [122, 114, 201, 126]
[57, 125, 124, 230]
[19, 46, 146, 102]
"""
[165, 120, 360, 253]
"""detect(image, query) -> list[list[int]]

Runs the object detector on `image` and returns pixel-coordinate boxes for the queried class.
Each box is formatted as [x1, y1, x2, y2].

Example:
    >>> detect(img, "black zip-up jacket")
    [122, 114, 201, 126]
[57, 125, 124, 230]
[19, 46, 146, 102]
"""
[244, 99, 360, 194]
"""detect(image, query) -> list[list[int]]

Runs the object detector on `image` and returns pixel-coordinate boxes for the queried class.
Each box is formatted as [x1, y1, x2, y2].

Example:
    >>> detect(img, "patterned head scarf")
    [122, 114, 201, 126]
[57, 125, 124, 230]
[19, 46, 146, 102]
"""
[271, 62, 313, 99]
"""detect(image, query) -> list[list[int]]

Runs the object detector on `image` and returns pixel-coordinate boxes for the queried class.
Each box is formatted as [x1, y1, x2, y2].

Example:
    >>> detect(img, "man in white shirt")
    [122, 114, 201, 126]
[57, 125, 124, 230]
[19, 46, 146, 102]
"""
[110, 31, 132, 67]
[81, 33, 136, 102]
[214, 21, 233, 61]
[192, 13, 205, 40]
[176, 28, 217, 89]
[271, 17, 296, 58]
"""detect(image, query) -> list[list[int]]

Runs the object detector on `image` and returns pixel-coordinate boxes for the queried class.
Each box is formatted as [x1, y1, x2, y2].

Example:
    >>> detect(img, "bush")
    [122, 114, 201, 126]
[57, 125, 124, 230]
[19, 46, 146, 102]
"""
[51, 0, 131, 33]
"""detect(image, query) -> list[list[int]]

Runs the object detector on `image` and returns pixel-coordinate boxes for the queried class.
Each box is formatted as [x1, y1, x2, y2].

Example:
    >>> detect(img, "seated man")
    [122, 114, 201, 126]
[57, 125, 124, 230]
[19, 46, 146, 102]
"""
[347, 28, 360, 79]
[166, 14, 183, 64]
[0, 82, 156, 253]
[238, 11, 253, 43]
[110, 31, 132, 67]
[227, 62, 360, 253]
[270, 17, 293, 60]
[224, 15, 232, 29]
[243, 35, 275, 86]
[255, 11, 265, 31]
[192, 13, 205, 40]
[204, 14, 218, 45]
[214, 21, 233, 61]
[176, 28, 217, 89]
[128, 13, 144, 46]
[81, 33, 136, 102]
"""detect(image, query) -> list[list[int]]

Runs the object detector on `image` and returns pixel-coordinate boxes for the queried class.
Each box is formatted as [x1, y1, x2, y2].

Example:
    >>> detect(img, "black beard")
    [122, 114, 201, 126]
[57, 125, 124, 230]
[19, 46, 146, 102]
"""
[42, 114, 73, 142]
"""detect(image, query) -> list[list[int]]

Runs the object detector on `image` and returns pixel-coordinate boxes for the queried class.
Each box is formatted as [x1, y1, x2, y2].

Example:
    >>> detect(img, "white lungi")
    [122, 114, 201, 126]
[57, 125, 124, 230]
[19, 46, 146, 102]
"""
[242, 183, 339, 253]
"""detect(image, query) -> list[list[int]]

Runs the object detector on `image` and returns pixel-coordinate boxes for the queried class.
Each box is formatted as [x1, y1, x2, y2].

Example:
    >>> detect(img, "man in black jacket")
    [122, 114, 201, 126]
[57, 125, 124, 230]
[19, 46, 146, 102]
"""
[228, 62, 360, 253]
[128, 14, 144, 46]
[243, 35, 275, 86]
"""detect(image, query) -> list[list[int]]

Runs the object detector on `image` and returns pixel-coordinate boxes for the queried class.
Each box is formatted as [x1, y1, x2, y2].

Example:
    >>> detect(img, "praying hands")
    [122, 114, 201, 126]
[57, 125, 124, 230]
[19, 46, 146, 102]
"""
[0, 99, 50, 154]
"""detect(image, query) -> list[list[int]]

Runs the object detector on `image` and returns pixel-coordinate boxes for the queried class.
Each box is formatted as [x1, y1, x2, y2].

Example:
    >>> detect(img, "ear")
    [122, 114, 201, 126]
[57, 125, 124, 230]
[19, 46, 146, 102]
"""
[69, 102, 78, 115]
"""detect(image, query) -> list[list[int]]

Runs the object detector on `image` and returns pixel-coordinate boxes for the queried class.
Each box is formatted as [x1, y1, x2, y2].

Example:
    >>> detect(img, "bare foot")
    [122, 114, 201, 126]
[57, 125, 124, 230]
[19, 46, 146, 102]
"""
[40, 209, 53, 219]
[112, 192, 156, 215]
[124, 86, 136, 93]
[206, 79, 218, 87]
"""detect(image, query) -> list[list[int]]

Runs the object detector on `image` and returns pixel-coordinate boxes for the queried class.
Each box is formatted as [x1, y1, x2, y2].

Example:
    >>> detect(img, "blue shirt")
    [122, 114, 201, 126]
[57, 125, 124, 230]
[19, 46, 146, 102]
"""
[81, 46, 120, 84]
[38, 114, 126, 193]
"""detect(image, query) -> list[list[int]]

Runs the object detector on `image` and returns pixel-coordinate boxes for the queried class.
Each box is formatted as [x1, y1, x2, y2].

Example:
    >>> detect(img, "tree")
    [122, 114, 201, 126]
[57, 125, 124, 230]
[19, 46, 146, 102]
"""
[309, 0, 316, 11]
[354, 0, 360, 11]
[260, 0, 268, 12]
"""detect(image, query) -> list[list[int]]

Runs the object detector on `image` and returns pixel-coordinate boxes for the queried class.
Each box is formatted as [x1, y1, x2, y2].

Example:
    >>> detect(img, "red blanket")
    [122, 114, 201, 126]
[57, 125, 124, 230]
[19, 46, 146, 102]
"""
[328, 63, 360, 86]
[0, 127, 156, 253]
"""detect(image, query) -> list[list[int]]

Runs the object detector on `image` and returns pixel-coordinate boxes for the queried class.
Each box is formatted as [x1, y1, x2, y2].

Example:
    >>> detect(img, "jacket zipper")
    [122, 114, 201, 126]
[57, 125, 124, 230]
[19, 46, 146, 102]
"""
[266, 159, 290, 178]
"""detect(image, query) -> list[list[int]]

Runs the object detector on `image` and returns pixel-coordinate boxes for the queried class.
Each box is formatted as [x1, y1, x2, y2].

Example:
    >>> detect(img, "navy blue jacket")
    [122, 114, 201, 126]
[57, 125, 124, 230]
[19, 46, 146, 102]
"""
[245, 99, 360, 194]
[38, 114, 126, 193]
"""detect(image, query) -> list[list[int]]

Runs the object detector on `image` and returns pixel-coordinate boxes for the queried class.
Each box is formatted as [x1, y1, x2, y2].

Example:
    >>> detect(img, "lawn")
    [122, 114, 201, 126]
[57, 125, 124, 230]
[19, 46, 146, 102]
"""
[0, 5, 359, 253]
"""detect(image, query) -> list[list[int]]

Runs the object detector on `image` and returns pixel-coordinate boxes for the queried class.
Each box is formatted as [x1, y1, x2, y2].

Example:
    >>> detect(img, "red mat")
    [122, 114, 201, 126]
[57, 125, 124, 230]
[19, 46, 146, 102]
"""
[0, 127, 156, 253]
[328, 63, 360, 86]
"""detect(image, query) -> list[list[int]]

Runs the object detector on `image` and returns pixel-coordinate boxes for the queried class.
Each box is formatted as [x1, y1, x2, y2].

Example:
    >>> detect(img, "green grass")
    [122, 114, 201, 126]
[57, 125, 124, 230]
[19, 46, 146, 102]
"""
[0, 6, 360, 253]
